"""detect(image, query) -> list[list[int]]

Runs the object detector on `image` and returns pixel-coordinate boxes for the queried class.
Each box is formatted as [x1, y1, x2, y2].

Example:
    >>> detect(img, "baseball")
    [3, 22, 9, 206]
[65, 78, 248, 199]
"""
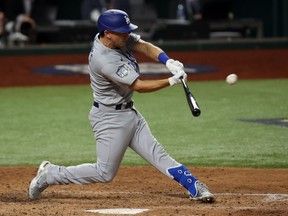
[226, 74, 238, 85]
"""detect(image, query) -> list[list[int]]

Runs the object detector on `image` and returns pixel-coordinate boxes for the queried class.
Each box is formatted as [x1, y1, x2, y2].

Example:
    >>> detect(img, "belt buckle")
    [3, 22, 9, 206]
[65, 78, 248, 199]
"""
[115, 101, 133, 110]
[125, 101, 133, 109]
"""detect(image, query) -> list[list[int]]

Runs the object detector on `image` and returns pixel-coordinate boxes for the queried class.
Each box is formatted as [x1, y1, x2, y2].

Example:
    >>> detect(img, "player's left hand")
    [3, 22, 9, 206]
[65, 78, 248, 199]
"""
[168, 70, 187, 86]
[166, 59, 184, 75]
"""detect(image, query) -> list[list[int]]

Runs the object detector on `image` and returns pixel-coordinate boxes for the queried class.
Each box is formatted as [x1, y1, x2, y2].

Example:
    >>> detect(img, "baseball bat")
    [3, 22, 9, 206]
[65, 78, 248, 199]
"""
[180, 78, 201, 117]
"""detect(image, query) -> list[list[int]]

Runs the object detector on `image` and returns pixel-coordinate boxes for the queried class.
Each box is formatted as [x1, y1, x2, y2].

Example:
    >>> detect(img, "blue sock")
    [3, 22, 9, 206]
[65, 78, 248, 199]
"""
[167, 165, 198, 196]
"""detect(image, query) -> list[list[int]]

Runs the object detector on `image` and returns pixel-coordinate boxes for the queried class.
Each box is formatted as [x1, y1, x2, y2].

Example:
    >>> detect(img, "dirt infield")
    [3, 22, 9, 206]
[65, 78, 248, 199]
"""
[0, 48, 288, 215]
[0, 166, 287, 215]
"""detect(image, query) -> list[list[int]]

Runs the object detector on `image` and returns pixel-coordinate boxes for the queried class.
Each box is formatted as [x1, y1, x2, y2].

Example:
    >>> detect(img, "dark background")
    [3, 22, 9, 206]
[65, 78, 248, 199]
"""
[55, 0, 287, 38]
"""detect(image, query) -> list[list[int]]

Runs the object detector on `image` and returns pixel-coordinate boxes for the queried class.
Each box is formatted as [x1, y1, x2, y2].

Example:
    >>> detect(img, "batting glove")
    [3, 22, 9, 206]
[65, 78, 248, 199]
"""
[168, 70, 187, 86]
[166, 59, 184, 75]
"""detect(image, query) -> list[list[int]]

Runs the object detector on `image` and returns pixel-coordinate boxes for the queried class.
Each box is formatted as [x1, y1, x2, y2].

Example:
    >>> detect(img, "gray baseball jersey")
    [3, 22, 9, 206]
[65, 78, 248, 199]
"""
[45, 33, 180, 186]
[89, 33, 140, 106]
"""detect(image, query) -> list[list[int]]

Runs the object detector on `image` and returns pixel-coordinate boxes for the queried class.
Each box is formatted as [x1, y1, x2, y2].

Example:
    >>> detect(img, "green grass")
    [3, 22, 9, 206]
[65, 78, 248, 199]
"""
[0, 79, 287, 168]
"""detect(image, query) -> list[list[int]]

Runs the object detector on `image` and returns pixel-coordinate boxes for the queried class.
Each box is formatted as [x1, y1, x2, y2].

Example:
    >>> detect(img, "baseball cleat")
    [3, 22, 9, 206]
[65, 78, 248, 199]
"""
[29, 161, 51, 200]
[189, 181, 215, 203]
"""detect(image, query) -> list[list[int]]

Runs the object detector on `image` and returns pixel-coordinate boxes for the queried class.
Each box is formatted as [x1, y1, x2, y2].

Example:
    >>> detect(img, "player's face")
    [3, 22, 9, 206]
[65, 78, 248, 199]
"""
[107, 31, 130, 48]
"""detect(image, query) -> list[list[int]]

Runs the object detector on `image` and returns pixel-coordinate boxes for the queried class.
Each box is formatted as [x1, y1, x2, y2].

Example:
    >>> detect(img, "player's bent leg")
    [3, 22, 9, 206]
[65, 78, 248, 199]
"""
[29, 160, 122, 199]
[46, 161, 120, 185]
[167, 165, 215, 203]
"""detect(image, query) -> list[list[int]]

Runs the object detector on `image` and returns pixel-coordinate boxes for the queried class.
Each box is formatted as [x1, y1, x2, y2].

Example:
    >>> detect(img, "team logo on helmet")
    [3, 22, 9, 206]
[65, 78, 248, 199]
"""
[124, 16, 130, 24]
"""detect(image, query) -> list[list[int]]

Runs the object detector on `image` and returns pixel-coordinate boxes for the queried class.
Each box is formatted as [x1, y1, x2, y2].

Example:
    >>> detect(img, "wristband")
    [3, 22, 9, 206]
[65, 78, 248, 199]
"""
[158, 52, 170, 64]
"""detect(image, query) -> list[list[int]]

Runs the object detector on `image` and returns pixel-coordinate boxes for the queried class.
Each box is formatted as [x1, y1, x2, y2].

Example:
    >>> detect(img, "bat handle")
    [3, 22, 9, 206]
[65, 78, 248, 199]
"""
[180, 76, 185, 85]
[180, 77, 201, 117]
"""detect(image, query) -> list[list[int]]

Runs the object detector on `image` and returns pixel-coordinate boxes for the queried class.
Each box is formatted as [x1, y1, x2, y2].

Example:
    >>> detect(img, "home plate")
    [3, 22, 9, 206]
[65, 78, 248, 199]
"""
[84, 208, 149, 215]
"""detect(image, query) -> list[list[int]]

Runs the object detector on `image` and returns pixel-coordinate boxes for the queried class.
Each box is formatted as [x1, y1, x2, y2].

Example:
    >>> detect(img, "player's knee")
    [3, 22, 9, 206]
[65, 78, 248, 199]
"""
[98, 167, 117, 183]
[95, 162, 118, 182]
[101, 173, 115, 182]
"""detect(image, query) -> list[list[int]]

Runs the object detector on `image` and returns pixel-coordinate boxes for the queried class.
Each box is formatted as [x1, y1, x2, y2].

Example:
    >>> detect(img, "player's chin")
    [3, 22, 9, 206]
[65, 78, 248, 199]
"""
[121, 39, 129, 46]
[118, 42, 126, 48]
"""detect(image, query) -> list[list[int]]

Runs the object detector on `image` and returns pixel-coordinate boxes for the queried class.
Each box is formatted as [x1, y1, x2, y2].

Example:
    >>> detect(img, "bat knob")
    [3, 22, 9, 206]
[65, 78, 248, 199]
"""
[192, 109, 201, 117]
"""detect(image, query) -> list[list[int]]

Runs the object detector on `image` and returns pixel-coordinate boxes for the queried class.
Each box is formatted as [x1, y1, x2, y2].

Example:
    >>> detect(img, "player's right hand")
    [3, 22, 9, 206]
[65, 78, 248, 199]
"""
[168, 70, 187, 86]
[166, 59, 184, 75]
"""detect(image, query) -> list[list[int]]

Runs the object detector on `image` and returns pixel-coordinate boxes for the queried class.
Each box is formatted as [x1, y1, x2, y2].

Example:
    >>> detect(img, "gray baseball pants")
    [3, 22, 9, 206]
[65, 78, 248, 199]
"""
[46, 105, 180, 185]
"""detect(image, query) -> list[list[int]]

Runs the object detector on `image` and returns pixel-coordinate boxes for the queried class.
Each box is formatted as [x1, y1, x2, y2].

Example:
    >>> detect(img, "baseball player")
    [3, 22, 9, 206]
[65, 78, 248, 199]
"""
[29, 9, 215, 203]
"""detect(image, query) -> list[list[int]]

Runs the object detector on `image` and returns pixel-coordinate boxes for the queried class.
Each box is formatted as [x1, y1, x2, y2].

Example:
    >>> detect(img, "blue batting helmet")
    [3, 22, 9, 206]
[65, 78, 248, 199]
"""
[97, 9, 138, 33]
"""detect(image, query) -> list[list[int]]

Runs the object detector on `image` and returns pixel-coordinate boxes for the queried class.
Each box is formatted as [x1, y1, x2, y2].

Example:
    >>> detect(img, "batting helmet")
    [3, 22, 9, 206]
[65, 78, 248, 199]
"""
[97, 9, 138, 33]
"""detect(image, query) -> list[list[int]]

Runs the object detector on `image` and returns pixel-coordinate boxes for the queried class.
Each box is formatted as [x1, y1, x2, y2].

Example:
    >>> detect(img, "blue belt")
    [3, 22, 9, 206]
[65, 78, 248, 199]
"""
[93, 101, 134, 110]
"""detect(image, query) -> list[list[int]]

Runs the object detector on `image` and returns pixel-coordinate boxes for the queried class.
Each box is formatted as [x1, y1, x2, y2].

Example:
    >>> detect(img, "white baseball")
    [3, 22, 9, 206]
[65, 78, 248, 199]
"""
[226, 74, 238, 85]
